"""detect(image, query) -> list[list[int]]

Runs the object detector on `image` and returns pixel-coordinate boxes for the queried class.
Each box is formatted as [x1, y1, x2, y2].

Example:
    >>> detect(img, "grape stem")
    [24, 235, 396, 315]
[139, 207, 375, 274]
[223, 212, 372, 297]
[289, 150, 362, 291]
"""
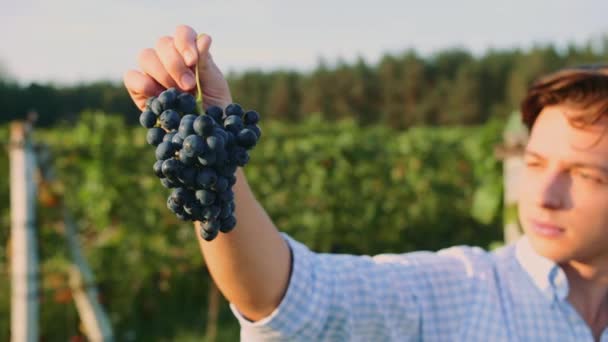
[195, 33, 206, 112]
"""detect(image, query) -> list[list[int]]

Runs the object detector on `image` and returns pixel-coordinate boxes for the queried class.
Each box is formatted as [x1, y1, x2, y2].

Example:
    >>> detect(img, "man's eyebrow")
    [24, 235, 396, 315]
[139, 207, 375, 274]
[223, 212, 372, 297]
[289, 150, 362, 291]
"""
[523, 150, 544, 159]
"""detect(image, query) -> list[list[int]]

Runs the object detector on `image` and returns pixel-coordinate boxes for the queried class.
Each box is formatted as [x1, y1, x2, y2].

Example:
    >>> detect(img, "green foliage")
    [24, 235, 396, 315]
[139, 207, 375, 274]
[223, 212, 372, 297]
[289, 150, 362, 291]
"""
[0, 113, 504, 339]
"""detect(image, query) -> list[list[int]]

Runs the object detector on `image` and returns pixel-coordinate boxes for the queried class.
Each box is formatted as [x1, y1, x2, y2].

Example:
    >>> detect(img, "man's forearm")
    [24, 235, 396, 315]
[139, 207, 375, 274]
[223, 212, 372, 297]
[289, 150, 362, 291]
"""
[194, 167, 292, 321]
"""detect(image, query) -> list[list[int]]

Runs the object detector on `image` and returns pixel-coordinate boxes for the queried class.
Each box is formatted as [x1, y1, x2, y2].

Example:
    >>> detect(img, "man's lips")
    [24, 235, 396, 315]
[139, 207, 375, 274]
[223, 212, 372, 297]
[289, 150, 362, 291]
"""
[529, 218, 565, 237]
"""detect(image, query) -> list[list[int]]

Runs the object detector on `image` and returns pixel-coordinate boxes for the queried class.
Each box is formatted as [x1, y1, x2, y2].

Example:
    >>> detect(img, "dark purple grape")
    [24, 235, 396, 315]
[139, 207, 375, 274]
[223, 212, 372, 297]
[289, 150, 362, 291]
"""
[224, 115, 243, 134]
[147, 127, 165, 146]
[178, 166, 197, 187]
[177, 92, 197, 113]
[139, 110, 157, 128]
[206, 136, 224, 152]
[220, 215, 237, 233]
[205, 106, 224, 123]
[171, 133, 184, 149]
[246, 124, 261, 139]
[237, 128, 258, 148]
[212, 177, 229, 193]
[200, 221, 219, 241]
[160, 109, 181, 131]
[150, 98, 163, 115]
[167, 196, 182, 213]
[162, 158, 182, 180]
[158, 88, 178, 108]
[193, 115, 215, 137]
[202, 205, 221, 221]
[183, 135, 206, 156]
[145, 96, 157, 110]
[153, 160, 164, 178]
[243, 110, 260, 125]
[178, 148, 197, 165]
[155, 141, 176, 160]
[198, 151, 216, 166]
[178, 115, 197, 138]
[161, 177, 180, 189]
[218, 189, 234, 202]
[197, 168, 218, 189]
[225, 103, 244, 118]
[196, 189, 216, 206]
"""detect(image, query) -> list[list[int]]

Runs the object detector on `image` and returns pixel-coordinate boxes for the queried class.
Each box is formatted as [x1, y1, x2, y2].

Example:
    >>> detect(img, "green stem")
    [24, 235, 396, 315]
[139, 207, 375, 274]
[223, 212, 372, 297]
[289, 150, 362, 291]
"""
[195, 33, 206, 112]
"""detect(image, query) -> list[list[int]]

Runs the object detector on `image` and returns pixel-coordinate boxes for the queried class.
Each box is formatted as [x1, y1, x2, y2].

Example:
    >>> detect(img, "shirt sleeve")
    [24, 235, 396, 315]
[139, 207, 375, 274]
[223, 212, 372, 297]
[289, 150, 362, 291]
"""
[229, 232, 487, 341]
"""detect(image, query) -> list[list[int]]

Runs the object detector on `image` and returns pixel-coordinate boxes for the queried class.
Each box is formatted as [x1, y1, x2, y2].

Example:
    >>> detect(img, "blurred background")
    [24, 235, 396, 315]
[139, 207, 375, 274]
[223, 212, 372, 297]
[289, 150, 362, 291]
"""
[1, 0, 607, 340]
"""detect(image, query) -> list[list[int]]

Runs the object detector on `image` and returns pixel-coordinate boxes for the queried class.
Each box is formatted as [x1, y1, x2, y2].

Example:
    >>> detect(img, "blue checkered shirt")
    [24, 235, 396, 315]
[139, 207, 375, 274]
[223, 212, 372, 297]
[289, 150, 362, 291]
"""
[229, 233, 608, 341]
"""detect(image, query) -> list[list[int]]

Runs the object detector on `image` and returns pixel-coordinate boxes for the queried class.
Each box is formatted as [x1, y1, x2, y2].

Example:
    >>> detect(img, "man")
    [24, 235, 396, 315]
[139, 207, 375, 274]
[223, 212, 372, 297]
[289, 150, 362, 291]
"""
[124, 25, 608, 341]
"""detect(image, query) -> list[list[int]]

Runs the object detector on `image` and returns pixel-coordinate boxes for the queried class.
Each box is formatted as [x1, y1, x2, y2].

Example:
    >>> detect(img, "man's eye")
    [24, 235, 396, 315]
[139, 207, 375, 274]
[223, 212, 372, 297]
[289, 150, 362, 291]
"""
[575, 171, 604, 183]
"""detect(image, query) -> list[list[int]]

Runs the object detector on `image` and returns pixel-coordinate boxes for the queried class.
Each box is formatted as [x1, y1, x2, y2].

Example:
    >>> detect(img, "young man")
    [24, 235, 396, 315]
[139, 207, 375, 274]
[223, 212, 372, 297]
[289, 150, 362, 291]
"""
[124, 25, 608, 341]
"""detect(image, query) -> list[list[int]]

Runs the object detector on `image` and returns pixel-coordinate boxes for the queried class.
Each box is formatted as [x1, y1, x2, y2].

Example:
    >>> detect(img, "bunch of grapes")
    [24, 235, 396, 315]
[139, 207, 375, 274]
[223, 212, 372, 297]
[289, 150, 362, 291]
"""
[139, 88, 261, 241]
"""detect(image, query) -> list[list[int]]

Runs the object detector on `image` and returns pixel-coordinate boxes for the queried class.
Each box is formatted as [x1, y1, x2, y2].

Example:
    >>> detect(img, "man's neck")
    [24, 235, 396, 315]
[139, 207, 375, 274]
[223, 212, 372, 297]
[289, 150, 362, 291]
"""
[562, 260, 608, 340]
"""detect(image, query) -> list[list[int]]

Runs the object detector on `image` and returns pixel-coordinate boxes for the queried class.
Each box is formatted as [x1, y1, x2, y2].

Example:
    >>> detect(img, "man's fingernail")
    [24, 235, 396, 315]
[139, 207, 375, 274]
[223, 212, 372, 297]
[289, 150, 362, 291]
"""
[181, 72, 195, 89]
[184, 50, 196, 66]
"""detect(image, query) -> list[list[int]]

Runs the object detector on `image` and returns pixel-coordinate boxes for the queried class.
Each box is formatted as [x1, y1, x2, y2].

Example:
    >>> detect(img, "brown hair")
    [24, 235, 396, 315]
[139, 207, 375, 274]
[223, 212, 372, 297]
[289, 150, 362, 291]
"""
[521, 64, 608, 130]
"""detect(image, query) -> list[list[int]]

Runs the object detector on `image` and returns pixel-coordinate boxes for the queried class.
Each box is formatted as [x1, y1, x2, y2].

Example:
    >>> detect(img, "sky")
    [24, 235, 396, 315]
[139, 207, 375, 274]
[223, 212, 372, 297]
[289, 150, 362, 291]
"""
[2, 0, 607, 85]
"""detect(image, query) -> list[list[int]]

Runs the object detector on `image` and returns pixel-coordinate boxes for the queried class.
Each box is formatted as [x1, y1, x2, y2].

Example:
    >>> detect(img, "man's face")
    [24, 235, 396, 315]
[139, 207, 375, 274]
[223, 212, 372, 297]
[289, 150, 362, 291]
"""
[518, 104, 608, 264]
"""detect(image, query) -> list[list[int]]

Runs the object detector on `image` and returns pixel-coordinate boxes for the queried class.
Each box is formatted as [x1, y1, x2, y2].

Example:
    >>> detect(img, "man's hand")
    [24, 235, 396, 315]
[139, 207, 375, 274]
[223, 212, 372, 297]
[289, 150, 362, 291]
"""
[123, 25, 232, 111]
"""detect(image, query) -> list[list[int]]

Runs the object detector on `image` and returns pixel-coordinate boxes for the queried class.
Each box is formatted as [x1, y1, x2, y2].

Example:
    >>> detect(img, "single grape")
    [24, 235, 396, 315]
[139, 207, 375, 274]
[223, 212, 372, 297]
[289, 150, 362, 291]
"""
[178, 115, 197, 139]
[147, 127, 166, 146]
[205, 106, 224, 123]
[200, 222, 219, 241]
[158, 88, 178, 108]
[206, 135, 224, 152]
[183, 135, 206, 156]
[155, 141, 176, 160]
[160, 109, 181, 131]
[220, 215, 237, 233]
[167, 196, 182, 214]
[139, 110, 157, 128]
[178, 166, 198, 187]
[193, 115, 215, 137]
[195, 189, 216, 206]
[153, 160, 164, 178]
[224, 115, 244, 134]
[225, 103, 244, 118]
[202, 205, 221, 221]
[145, 96, 157, 110]
[197, 151, 216, 166]
[236, 128, 258, 148]
[246, 124, 262, 139]
[212, 177, 229, 193]
[197, 168, 218, 189]
[150, 98, 163, 115]
[161, 158, 182, 180]
[176, 92, 197, 113]
[243, 110, 260, 125]
[218, 189, 234, 202]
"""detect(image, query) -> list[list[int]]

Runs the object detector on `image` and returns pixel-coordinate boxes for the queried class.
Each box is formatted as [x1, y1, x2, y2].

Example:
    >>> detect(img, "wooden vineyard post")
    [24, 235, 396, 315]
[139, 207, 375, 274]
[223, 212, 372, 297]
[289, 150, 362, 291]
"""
[494, 112, 529, 244]
[9, 122, 39, 341]
[64, 210, 114, 341]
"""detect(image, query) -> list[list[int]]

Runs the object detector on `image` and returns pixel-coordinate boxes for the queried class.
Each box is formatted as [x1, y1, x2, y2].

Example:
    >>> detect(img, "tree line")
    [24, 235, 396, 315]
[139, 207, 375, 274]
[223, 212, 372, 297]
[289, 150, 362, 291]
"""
[1, 38, 607, 128]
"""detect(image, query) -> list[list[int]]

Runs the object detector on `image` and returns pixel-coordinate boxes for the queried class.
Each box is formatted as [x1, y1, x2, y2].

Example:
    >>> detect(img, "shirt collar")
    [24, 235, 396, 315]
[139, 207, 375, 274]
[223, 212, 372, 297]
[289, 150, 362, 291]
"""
[515, 235, 569, 302]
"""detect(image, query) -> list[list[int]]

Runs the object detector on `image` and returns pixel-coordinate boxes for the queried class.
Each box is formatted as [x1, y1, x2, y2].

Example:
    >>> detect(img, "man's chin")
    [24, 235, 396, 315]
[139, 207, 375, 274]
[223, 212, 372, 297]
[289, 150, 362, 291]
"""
[526, 234, 573, 263]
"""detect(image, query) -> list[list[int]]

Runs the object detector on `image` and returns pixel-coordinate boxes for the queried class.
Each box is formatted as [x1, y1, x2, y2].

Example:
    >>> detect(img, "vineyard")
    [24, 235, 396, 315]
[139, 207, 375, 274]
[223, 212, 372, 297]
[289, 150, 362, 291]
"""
[0, 112, 507, 340]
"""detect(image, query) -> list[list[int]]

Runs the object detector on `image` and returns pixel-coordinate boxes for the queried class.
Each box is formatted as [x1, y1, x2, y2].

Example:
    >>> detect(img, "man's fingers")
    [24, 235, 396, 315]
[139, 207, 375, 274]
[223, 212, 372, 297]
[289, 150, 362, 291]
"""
[123, 69, 163, 110]
[138, 47, 179, 91]
[155, 36, 196, 91]
[174, 25, 198, 67]
[196, 34, 213, 70]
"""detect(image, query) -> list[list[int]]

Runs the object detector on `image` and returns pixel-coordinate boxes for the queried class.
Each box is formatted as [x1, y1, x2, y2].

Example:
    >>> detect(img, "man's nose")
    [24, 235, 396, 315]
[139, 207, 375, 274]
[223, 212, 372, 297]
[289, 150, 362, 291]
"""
[535, 169, 569, 209]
